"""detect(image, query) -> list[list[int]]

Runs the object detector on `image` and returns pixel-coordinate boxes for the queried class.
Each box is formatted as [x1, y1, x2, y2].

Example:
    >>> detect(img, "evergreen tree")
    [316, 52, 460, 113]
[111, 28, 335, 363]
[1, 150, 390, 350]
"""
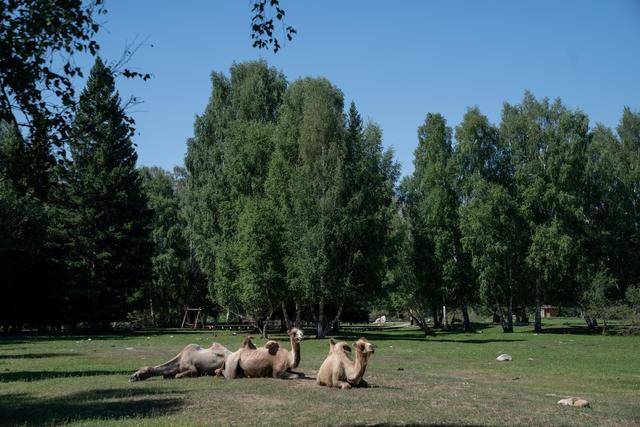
[62, 58, 150, 328]
[0, 123, 55, 330]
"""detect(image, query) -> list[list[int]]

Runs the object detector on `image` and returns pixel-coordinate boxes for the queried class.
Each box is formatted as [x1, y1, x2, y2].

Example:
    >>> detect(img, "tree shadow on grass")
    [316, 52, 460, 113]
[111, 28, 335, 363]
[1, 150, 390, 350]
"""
[521, 324, 635, 336]
[0, 369, 131, 382]
[331, 332, 429, 342]
[370, 424, 483, 427]
[0, 388, 183, 425]
[0, 352, 77, 360]
[426, 338, 526, 344]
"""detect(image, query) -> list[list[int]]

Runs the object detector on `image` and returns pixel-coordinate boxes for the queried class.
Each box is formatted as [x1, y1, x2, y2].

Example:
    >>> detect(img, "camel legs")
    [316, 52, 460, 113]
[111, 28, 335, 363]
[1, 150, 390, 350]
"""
[274, 370, 304, 379]
[175, 368, 199, 379]
[353, 378, 369, 388]
[331, 370, 351, 389]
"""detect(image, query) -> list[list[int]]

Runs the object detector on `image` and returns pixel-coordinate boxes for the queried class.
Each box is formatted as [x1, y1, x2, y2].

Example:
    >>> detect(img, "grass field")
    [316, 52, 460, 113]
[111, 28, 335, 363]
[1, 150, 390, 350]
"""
[1, 319, 639, 426]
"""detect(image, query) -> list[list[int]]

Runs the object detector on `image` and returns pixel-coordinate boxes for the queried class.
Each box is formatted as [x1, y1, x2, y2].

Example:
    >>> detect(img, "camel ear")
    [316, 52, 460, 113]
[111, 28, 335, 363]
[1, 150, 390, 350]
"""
[329, 338, 336, 348]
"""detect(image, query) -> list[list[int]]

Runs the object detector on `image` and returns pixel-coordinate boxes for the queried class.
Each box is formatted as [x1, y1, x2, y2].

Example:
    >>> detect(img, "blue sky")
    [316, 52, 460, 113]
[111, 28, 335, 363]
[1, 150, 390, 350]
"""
[94, 0, 640, 176]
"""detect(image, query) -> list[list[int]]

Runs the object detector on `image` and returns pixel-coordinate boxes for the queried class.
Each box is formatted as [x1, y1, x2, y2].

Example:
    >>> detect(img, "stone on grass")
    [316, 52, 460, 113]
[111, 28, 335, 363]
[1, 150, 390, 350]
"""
[496, 353, 512, 361]
[558, 397, 590, 408]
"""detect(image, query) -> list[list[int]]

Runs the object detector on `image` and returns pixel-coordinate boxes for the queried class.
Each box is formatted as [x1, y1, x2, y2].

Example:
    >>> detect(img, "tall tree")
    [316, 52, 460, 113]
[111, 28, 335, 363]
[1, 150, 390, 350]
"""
[139, 166, 191, 326]
[406, 113, 463, 330]
[184, 61, 287, 335]
[267, 77, 347, 338]
[501, 92, 589, 332]
[336, 103, 399, 325]
[0, 123, 57, 330]
[459, 177, 525, 332]
[62, 58, 150, 328]
[454, 107, 517, 331]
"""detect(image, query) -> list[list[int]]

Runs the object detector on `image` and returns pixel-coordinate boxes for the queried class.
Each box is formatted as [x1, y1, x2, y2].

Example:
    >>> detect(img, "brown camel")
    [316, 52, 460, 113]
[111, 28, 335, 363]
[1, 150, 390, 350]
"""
[316, 337, 375, 389]
[218, 328, 304, 379]
[129, 342, 231, 381]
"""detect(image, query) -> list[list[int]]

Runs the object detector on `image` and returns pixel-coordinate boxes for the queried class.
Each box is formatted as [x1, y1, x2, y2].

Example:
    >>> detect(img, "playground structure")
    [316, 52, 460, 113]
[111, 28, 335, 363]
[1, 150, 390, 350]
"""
[181, 307, 204, 329]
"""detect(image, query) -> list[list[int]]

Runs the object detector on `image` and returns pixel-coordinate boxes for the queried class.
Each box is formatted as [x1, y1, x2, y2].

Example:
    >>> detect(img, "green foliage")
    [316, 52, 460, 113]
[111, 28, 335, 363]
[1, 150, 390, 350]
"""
[184, 61, 287, 333]
[400, 112, 468, 330]
[139, 166, 203, 326]
[60, 58, 151, 327]
[459, 177, 524, 332]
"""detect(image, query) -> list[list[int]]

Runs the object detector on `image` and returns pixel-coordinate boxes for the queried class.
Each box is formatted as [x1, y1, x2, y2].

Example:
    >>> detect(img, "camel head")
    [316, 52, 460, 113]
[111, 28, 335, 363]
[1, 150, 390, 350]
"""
[129, 366, 152, 382]
[354, 337, 375, 355]
[288, 328, 304, 343]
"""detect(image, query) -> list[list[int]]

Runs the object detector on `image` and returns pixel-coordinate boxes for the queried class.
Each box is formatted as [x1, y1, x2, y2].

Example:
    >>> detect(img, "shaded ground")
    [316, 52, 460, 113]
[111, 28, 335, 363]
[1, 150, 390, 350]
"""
[0, 318, 638, 426]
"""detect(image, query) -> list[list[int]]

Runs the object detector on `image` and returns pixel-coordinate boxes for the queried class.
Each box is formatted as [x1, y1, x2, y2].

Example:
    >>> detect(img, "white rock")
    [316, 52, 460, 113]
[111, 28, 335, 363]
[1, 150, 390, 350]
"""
[558, 397, 590, 408]
[496, 353, 512, 361]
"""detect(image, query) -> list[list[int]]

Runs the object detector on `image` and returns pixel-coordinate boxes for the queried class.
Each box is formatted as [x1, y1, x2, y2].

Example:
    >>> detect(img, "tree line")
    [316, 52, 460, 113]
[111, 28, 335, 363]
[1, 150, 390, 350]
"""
[2, 58, 638, 334]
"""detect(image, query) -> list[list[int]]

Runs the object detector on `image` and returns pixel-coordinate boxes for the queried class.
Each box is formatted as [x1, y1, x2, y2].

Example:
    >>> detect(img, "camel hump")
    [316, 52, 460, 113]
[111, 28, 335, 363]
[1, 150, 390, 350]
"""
[242, 336, 257, 349]
[265, 340, 280, 355]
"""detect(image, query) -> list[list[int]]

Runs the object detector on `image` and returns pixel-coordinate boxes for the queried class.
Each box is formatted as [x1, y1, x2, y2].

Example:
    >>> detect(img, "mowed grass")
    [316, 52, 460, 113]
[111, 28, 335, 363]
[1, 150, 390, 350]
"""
[1, 319, 639, 426]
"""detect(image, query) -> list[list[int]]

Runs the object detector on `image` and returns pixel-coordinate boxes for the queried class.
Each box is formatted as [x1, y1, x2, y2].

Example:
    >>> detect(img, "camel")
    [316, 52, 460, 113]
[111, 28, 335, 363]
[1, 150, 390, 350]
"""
[129, 342, 231, 381]
[316, 337, 375, 389]
[217, 328, 304, 379]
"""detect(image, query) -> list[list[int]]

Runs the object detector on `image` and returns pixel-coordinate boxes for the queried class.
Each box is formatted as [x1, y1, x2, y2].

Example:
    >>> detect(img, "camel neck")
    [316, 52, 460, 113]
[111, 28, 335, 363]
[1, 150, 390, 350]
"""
[353, 350, 369, 379]
[289, 336, 300, 369]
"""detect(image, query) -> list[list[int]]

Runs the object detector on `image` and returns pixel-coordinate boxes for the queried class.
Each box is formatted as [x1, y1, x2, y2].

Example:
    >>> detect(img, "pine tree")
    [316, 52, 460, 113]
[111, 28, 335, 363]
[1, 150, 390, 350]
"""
[63, 58, 150, 328]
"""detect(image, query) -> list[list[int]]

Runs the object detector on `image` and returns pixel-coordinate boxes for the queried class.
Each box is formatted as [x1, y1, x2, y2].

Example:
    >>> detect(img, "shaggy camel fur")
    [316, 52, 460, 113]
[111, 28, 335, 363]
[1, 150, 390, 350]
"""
[218, 328, 304, 379]
[130, 342, 231, 381]
[316, 337, 375, 389]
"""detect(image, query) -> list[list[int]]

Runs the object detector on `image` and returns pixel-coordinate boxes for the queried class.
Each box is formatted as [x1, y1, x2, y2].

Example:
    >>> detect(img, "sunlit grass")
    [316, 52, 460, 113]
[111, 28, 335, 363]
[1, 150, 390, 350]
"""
[1, 319, 638, 426]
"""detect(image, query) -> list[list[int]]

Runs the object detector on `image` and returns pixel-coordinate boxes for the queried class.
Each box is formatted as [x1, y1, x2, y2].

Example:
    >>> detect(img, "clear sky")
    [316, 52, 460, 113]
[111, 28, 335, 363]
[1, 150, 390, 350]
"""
[94, 0, 640, 176]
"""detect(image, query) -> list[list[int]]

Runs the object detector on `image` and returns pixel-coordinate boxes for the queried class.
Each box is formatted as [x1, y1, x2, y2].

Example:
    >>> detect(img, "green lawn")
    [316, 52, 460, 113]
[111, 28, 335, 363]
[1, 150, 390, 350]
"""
[1, 319, 639, 426]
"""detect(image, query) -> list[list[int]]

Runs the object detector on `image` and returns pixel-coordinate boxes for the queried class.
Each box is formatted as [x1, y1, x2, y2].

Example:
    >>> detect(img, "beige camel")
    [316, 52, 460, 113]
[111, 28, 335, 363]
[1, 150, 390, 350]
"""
[316, 337, 375, 389]
[130, 342, 231, 381]
[218, 328, 304, 379]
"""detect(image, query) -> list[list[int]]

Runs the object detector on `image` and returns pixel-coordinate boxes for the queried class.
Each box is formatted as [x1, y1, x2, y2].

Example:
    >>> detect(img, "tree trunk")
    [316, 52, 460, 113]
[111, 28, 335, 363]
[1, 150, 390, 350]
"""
[257, 319, 268, 339]
[507, 297, 514, 332]
[295, 302, 302, 327]
[281, 302, 292, 331]
[499, 309, 512, 333]
[149, 298, 155, 327]
[534, 299, 542, 333]
[461, 304, 471, 332]
[316, 298, 326, 339]
[581, 309, 598, 330]
[516, 308, 529, 324]
[492, 312, 500, 324]
[432, 305, 442, 328]
[442, 305, 448, 330]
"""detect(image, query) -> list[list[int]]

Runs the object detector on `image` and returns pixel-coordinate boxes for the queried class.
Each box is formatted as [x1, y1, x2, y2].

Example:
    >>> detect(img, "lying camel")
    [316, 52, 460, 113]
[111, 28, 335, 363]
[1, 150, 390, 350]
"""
[218, 328, 304, 379]
[130, 342, 231, 381]
[316, 337, 375, 389]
